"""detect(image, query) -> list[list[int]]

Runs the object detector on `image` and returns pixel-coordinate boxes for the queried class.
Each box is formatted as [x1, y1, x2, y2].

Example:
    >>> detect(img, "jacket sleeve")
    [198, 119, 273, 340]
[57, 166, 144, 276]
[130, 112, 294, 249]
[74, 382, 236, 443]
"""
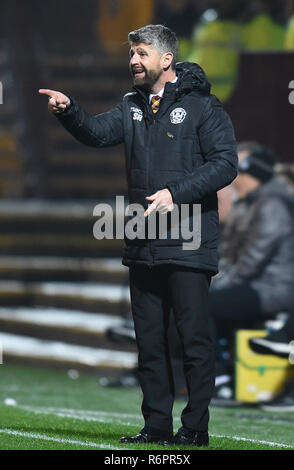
[166, 95, 238, 204]
[214, 196, 292, 287]
[55, 96, 124, 148]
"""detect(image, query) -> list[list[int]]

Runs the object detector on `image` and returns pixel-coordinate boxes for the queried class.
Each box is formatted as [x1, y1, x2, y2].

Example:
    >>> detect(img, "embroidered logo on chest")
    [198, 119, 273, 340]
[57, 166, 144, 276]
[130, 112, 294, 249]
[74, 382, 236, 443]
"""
[170, 108, 187, 124]
[130, 107, 143, 122]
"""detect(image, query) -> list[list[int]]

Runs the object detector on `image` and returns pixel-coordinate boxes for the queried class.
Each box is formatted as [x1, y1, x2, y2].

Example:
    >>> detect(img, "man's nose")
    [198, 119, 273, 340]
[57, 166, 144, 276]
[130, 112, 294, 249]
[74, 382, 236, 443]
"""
[130, 53, 139, 66]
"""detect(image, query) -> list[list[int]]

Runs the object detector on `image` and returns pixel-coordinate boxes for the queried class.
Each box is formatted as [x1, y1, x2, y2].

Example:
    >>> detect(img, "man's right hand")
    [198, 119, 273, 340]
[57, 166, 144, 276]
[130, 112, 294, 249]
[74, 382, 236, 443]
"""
[38, 89, 71, 114]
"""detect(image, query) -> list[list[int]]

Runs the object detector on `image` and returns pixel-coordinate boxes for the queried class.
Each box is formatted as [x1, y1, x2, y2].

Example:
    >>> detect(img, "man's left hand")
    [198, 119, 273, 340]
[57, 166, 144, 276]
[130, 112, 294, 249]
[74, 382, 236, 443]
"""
[144, 189, 174, 217]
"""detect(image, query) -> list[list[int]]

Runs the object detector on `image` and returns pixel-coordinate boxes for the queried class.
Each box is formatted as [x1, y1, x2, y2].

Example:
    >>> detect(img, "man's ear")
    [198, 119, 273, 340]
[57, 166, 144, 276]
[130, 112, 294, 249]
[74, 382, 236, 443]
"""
[161, 52, 173, 71]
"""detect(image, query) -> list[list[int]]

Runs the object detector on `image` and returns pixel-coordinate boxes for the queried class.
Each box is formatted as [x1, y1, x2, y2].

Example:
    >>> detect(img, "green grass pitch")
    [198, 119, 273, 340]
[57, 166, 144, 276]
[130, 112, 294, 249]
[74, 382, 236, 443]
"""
[0, 363, 293, 450]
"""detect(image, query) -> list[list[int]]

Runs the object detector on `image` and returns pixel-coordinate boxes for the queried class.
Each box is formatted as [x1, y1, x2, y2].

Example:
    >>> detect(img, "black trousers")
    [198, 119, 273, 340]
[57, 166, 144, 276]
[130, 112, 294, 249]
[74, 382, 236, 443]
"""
[129, 264, 215, 434]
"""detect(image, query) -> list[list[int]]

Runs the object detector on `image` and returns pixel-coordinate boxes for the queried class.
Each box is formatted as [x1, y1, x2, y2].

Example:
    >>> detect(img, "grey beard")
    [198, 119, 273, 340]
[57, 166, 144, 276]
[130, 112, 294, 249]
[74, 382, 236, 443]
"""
[133, 69, 162, 93]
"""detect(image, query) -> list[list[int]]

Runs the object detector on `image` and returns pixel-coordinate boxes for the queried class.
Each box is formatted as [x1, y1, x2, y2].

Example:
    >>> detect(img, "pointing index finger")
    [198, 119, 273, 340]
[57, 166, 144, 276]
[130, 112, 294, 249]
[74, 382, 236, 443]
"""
[38, 89, 55, 98]
[144, 201, 158, 217]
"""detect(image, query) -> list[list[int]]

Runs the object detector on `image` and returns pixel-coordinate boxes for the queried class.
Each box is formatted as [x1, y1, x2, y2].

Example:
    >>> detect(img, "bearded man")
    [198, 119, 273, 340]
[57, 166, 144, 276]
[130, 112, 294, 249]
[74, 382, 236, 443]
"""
[39, 24, 237, 447]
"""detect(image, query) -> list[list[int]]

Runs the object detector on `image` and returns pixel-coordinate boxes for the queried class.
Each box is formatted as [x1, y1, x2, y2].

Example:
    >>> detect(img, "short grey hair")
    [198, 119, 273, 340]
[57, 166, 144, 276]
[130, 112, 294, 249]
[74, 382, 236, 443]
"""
[128, 24, 178, 70]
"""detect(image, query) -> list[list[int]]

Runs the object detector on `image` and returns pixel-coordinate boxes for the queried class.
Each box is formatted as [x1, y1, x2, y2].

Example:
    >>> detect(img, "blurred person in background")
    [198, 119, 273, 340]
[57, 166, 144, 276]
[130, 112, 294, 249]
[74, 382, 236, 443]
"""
[185, 0, 289, 102]
[210, 143, 294, 392]
[249, 163, 294, 362]
[284, 0, 294, 49]
[186, 0, 246, 102]
[241, 0, 288, 50]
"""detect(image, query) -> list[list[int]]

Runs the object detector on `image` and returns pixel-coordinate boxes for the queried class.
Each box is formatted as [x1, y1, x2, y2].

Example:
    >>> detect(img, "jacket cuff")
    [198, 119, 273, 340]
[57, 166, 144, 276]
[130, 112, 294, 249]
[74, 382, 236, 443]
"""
[166, 181, 192, 205]
[165, 183, 177, 204]
[55, 95, 76, 119]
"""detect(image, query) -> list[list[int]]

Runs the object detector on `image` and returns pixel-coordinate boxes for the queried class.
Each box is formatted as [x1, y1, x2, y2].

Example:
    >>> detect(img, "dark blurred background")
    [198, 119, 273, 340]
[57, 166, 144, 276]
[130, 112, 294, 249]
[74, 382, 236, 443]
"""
[0, 0, 294, 385]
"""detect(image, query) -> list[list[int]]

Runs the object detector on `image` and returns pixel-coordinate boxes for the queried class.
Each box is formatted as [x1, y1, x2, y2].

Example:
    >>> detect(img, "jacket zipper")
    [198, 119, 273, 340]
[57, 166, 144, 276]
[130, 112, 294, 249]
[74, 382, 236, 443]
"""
[146, 104, 156, 266]
[133, 87, 155, 266]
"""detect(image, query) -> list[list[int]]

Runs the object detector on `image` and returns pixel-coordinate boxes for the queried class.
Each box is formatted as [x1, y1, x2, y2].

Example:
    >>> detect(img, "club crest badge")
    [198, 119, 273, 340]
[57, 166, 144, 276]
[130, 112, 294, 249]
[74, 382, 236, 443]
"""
[170, 108, 187, 124]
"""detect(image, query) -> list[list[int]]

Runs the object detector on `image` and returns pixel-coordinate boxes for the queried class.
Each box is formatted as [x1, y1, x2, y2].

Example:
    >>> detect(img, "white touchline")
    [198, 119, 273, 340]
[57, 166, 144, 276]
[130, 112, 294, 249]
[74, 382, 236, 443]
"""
[18, 406, 294, 449]
[24, 405, 294, 428]
[210, 433, 293, 449]
[0, 428, 131, 450]
[26, 409, 136, 427]
[24, 406, 143, 419]
[22, 406, 144, 422]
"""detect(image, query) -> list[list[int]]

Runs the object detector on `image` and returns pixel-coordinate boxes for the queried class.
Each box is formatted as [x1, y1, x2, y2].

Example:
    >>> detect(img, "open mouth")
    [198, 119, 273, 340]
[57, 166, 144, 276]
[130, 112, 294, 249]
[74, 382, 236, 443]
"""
[133, 70, 145, 77]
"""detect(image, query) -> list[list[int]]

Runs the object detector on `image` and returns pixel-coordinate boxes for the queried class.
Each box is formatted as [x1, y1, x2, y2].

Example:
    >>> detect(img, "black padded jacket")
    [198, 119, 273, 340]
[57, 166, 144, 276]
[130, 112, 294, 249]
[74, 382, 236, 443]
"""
[56, 62, 238, 274]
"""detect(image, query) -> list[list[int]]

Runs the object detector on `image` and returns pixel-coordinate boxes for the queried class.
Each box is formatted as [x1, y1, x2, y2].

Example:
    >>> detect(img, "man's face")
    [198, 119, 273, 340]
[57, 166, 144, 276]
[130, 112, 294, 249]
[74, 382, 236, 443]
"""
[129, 42, 163, 92]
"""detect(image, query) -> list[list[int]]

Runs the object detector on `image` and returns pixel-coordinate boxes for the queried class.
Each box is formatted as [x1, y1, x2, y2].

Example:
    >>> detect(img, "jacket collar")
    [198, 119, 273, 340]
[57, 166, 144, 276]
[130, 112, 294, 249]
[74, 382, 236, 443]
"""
[133, 61, 211, 102]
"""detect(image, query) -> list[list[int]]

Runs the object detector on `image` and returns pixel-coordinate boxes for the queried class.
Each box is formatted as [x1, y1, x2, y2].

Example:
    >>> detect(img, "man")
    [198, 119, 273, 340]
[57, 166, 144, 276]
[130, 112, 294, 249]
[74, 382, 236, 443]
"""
[248, 162, 294, 412]
[39, 24, 237, 447]
[210, 142, 294, 344]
